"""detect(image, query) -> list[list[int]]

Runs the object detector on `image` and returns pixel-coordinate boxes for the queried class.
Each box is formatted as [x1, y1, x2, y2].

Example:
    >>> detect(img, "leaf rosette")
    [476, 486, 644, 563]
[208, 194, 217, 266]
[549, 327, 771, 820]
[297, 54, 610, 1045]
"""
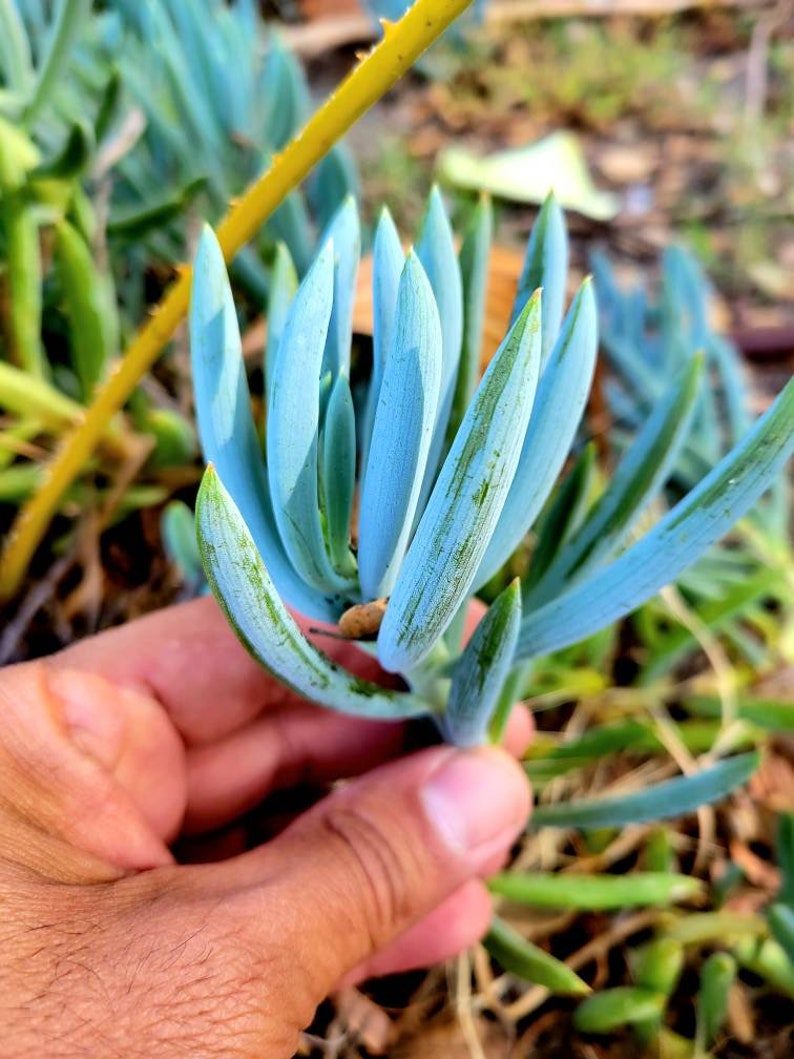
[191, 191, 794, 746]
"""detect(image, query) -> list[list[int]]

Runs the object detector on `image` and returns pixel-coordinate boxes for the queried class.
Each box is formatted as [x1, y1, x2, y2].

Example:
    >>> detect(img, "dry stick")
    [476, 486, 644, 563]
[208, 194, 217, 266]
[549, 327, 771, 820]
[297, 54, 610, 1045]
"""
[284, 0, 774, 55]
[0, 0, 476, 601]
[455, 951, 488, 1059]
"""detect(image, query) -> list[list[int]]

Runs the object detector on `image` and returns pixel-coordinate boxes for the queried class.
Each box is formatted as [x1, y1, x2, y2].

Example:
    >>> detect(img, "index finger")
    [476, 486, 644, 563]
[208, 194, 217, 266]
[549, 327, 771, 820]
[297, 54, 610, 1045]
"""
[55, 596, 389, 746]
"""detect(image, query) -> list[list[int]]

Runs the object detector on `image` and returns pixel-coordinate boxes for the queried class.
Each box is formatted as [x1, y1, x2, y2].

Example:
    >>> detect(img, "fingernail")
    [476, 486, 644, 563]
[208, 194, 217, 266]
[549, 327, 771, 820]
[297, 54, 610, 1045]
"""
[422, 749, 530, 867]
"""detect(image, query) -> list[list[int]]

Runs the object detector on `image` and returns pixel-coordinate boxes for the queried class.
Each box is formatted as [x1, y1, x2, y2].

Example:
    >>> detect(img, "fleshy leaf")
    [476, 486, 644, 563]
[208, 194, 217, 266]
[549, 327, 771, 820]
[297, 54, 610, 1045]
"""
[511, 191, 568, 365]
[190, 226, 337, 621]
[358, 252, 443, 599]
[322, 195, 360, 379]
[360, 207, 405, 479]
[574, 989, 665, 1034]
[415, 186, 464, 502]
[525, 354, 703, 607]
[485, 916, 590, 995]
[531, 751, 760, 829]
[442, 579, 521, 748]
[524, 442, 597, 592]
[448, 195, 493, 442]
[197, 466, 431, 720]
[489, 871, 703, 910]
[475, 280, 598, 589]
[264, 242, 298, 403]
[378, 291, 542, 673]
[515, 379, 794, 662]
[321, 373, 357, 577]
[267, 238, 353, 595]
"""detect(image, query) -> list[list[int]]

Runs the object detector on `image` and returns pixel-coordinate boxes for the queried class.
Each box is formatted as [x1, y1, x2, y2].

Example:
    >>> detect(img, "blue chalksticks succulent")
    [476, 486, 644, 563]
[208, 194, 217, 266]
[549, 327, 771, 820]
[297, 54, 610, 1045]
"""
[191, 191, 794, 747]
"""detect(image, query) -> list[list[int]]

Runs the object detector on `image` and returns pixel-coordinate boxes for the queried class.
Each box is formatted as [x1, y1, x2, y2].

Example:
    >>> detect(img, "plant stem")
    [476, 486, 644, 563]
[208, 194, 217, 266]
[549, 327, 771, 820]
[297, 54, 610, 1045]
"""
[0, 0, 474, 600]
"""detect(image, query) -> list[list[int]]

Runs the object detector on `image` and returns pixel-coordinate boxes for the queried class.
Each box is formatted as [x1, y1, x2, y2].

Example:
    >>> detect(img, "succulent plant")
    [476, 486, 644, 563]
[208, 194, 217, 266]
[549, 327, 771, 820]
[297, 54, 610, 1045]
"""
[592, 245, 793, 677]
[191, 190, 794, 748]
[592, 244, 789, 538]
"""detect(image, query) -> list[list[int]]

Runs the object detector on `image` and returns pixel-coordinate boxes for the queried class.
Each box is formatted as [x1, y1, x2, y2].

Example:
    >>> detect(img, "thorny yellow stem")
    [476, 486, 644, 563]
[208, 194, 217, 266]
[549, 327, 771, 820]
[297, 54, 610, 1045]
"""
[0, 0, 474, 599]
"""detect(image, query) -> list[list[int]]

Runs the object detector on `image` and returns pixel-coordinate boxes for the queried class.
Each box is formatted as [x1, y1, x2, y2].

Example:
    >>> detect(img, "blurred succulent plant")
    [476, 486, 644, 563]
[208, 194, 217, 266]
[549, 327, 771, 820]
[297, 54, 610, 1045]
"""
[5, 0, 356, 299]
[0, 0, 129, 492]
[99, 0, 356, 295]
[592, 245, 788, 536]
[191, 189, 794, 748]
[592, 246, 794, 678]
[0, 0, 356, 508]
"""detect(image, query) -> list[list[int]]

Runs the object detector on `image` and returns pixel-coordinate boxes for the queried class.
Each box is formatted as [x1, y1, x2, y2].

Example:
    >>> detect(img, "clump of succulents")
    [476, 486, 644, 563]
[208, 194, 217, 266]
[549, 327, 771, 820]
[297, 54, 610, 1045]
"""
[592, 246, 793, 676]
[191, 191, 794, 748]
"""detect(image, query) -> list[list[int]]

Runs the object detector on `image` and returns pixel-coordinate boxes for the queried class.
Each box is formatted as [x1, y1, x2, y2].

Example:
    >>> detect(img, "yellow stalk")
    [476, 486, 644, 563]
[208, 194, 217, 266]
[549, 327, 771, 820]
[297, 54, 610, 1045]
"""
[0, 0, 473, 599]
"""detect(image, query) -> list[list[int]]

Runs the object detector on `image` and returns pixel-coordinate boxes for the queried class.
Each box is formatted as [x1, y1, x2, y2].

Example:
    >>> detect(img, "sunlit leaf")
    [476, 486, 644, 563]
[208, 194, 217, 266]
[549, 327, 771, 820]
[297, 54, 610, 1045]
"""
[197, 466, 431, 721]
[379, 292, 542, 673]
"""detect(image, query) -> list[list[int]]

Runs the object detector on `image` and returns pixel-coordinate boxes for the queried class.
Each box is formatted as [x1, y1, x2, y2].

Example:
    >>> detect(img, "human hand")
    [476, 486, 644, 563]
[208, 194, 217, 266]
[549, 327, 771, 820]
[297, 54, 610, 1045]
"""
[0, 597, 531, 1057]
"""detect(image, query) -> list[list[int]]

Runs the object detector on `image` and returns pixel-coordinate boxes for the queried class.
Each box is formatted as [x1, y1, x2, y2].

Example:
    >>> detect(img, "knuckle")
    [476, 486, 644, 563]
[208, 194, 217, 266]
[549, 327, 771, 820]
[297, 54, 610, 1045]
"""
[319, 801, 419, 949]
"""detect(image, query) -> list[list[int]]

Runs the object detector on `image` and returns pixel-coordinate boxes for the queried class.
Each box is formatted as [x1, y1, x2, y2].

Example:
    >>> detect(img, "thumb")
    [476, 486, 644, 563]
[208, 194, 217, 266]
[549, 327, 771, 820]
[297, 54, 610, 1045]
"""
[218, 745, 530, 1012]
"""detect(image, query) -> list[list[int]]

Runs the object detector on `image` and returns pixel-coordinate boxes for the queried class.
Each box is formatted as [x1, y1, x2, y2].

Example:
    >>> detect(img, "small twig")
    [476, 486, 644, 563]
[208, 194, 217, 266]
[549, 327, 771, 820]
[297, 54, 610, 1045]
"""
[0, 553, 73, 663]
[455, 951, 488, 1059]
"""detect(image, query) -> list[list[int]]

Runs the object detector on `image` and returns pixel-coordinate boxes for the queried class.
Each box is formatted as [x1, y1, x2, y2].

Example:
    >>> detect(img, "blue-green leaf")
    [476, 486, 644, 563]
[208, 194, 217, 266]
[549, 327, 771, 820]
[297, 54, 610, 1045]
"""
[360, 207, 404, 478]
[23, 0, 92, 124]
[523, 442, 597, 592]
[307, 145, 359, 232]
[525, 354, 703, 607]
[162, 500, 204, 588]
[475, 280, 598, 589]
[378, 291, 542, 673]
[267, 238, 353, 595]
[190, 226, 337, 621]
[322, 373, 357, 578]
[0, 0, 33, 95]
[531, 751, 760, 829]
[322, 196, 360, 379]
[415, 186, 464, 500]
[197, 467, 430, 720]
[442, 579, 521, 748]
[358, 252, 443, 599]
[448, 195, 493, 442]
[511, 192, 568, 366]
[516, 379, 794, 662]
[264, 242, 298, 403]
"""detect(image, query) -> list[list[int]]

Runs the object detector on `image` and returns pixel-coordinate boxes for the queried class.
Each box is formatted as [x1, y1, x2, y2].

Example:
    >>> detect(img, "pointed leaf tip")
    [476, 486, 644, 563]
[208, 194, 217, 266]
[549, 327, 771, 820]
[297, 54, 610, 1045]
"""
[378, 291, 542, 673]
